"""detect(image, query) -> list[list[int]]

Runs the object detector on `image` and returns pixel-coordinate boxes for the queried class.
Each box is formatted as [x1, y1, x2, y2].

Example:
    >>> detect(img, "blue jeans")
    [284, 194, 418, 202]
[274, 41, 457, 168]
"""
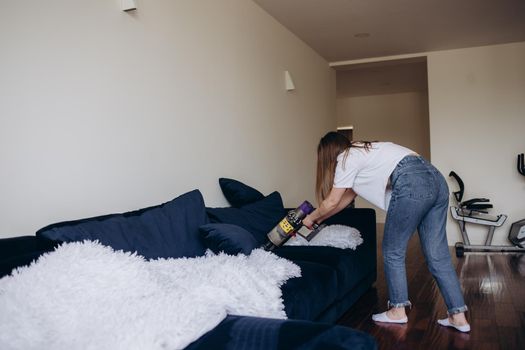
[383, 155, 468, 315]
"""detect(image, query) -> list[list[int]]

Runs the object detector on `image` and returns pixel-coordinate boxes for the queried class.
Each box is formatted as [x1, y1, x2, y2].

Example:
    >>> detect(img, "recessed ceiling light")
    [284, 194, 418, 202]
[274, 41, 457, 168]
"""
[354, 33, 371, 38]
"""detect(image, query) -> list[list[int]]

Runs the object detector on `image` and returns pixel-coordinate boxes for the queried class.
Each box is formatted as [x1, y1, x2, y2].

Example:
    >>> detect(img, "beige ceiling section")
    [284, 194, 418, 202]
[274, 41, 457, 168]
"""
[253, 0, 525, 61]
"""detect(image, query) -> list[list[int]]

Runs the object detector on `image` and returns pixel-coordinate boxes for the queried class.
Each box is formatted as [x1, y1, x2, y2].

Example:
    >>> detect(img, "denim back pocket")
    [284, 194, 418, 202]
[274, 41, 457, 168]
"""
[394, 169, 434, 201]
[408, 170, 434, 200]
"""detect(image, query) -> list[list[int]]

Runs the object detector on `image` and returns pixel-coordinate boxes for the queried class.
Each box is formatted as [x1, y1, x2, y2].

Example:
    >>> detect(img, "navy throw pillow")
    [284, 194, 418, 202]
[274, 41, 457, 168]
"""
[36, 190, 209, 260]
[219, 178, 265, 208]
[206, 191, 286, 244]
[199, 223, 259, 255]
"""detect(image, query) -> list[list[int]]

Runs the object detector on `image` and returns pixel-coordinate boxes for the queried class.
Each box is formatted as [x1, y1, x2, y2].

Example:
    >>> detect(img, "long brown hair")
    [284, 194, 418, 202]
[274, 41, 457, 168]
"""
[315, 132, 373, 204]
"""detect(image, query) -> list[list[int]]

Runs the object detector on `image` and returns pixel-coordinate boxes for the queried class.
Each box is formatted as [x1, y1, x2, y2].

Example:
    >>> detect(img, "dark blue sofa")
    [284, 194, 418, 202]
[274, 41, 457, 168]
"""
[0, 189, 377, 349]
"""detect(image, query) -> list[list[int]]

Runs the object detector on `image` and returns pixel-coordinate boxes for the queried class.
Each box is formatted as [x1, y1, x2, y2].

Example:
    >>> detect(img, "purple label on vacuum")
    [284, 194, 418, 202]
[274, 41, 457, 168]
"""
[299, 201, 314, 215]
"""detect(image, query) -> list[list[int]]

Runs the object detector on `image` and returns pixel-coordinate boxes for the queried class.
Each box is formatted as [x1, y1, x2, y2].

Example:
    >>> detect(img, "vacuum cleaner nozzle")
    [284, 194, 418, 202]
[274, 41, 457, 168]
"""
[263, 200, 325, 251]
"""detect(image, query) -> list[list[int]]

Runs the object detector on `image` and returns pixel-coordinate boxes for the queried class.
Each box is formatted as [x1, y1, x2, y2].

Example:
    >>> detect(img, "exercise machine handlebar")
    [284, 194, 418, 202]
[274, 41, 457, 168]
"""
[518, 153, 525, 176]
[449, 171, 464, 202]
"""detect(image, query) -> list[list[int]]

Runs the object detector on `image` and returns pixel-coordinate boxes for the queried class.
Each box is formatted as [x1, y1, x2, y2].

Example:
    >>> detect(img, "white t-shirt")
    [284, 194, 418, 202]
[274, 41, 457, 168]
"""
[333, 142, 414, 211]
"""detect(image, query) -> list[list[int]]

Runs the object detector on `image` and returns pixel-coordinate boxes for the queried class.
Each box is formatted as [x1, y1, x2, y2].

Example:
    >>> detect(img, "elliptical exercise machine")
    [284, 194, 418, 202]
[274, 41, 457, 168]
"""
[449, 153, 525, 257]
[509, 153, 525, 247]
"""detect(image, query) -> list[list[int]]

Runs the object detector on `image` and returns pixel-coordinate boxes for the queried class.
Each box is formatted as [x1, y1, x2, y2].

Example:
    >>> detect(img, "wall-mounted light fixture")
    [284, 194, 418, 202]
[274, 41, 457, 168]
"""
[121, 0, 137, 12]
[284, 71, 295, 91]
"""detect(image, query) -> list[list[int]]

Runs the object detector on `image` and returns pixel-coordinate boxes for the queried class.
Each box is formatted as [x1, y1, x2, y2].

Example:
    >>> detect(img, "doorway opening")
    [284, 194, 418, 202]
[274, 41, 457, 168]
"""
[334, 57, 431, 221]
[335, 57, 430, 159]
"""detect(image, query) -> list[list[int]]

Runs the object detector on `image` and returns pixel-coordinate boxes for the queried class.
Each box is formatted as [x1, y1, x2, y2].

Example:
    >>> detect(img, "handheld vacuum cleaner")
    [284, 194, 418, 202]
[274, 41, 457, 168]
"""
[262, 200, 326, 251]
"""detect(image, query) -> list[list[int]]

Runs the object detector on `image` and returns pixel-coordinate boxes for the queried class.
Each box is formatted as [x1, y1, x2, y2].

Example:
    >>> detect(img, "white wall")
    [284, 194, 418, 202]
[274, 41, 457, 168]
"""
[0, 0, 336, 237]
[428, 42, 525, 245]
[336, 62, 430, 222]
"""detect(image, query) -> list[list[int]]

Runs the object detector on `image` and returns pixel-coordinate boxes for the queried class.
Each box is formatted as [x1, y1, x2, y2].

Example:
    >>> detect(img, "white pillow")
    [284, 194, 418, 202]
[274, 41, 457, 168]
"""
[284, 224, 363, 250]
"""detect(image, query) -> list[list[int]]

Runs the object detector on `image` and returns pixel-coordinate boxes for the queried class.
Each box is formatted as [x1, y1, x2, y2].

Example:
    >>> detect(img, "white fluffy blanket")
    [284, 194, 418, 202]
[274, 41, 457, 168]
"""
[0, 241, 300, 350]
[285, 224, 363, 249]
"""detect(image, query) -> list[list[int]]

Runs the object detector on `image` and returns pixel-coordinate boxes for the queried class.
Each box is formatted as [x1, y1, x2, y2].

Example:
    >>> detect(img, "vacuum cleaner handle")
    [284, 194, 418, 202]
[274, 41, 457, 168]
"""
[263, 201, 315, 251]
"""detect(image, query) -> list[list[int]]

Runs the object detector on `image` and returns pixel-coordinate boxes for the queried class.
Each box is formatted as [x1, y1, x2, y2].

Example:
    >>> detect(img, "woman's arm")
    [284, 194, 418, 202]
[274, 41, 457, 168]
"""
[303, 188, 357, 229]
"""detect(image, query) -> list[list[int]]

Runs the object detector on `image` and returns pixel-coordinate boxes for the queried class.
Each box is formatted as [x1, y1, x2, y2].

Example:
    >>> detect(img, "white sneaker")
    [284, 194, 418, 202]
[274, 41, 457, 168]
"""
[437, 318, 471, 333]
[371, 311, 408, 324]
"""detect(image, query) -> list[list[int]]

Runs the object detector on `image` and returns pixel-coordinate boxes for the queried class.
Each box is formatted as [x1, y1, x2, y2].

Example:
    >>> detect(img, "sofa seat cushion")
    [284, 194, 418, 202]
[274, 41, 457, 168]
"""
[276, 245, 376, 300]
[282, 260, 338, 321]
[36, 190, 209, 259]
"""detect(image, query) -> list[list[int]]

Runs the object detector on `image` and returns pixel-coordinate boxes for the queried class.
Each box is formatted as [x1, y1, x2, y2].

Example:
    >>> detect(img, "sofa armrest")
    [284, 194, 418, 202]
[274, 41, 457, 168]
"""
[323, 207, 376, 244]
[0, 235, 58, 257]
[324, 207, 377, 268]
[0, 236, 58, 278]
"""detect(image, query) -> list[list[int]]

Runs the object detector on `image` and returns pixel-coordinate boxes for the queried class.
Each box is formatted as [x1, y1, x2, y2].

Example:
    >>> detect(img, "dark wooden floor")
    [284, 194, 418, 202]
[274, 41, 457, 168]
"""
[337, 224, 525, 350]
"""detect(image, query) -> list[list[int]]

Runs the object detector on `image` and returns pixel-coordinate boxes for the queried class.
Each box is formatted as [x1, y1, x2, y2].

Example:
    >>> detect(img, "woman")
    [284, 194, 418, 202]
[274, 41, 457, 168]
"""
[302, 132, 470, 332]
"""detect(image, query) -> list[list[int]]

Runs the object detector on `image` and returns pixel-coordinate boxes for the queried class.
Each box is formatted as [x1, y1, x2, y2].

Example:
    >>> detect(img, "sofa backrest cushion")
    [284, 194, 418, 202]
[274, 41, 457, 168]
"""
[206, 191, 285, 244]
[36, 189, 209, 259]
[219, 178, 265, 208]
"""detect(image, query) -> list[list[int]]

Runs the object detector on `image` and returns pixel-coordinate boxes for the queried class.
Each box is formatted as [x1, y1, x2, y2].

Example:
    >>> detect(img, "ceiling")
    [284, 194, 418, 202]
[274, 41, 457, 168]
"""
[253, 0, 525, 62]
